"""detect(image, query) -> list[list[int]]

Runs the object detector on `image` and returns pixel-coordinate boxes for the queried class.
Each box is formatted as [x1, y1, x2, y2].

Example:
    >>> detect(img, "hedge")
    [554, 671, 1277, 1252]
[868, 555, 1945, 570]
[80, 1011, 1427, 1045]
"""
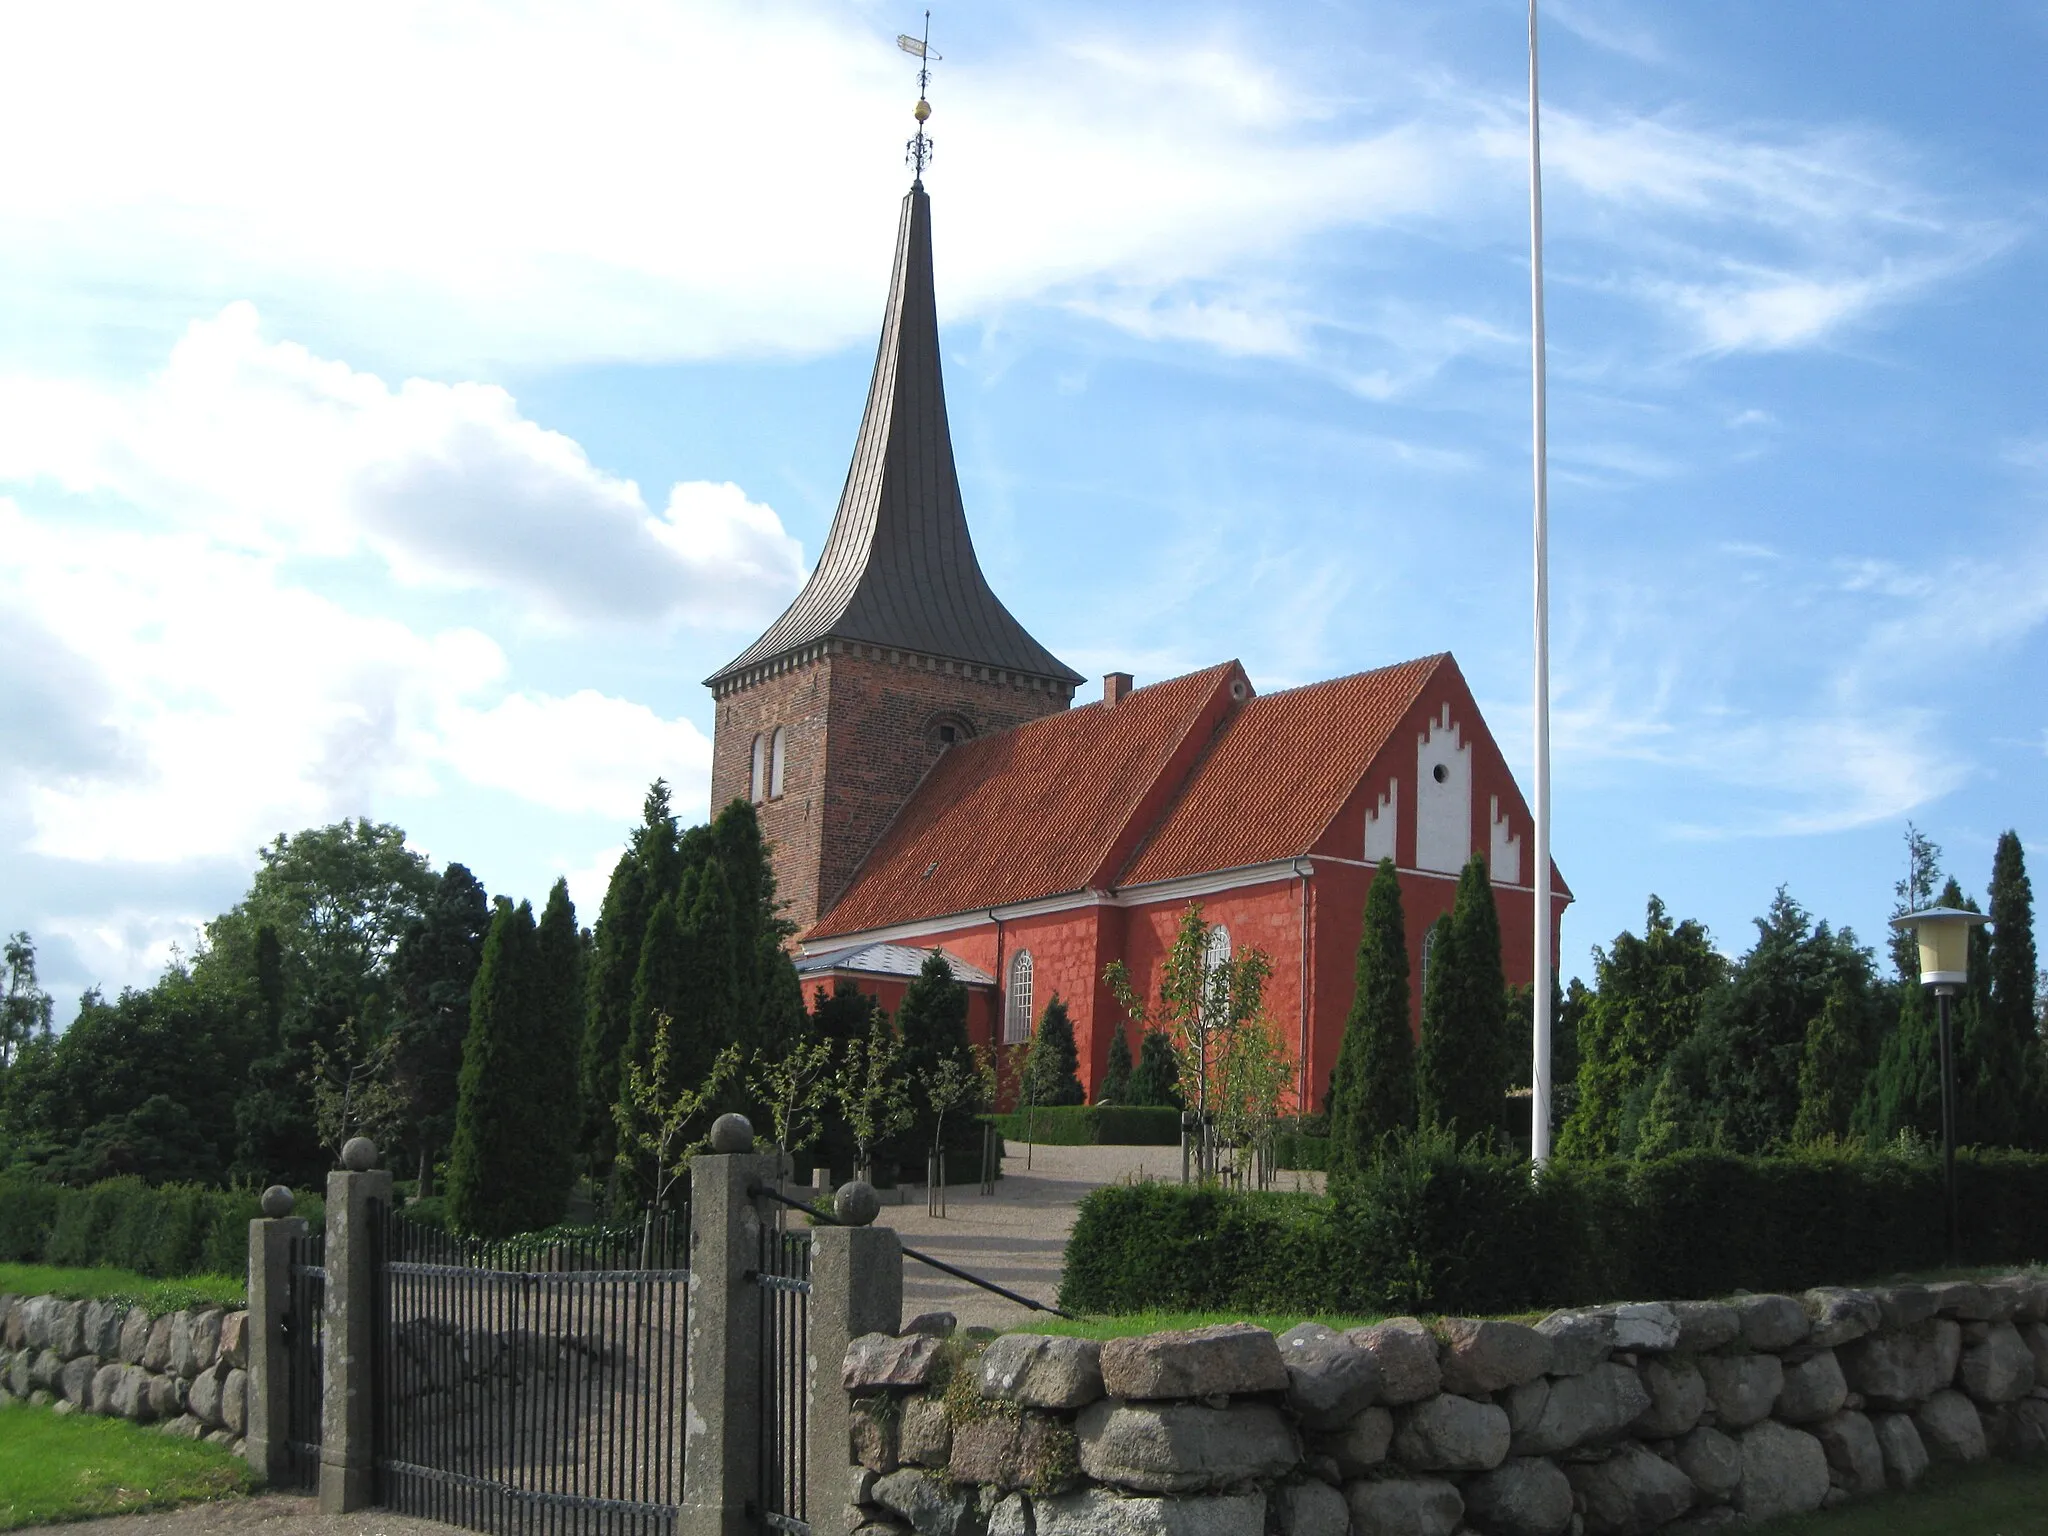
[991, 1106, 1182, 1146]
[0, 1175, 326, 1279]
[1060, 1136, 2048, 1316]
[1272, 1132, 1330, 1172]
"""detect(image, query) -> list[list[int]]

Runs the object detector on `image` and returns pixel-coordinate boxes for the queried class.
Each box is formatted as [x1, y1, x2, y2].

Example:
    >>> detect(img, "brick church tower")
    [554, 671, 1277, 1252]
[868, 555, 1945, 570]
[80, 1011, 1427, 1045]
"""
[706, 179, 1082, 933]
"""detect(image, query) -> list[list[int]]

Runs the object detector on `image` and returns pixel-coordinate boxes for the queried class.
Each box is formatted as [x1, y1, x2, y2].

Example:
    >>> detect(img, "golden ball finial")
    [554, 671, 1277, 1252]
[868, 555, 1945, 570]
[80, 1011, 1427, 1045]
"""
[914, 98, 931, 123]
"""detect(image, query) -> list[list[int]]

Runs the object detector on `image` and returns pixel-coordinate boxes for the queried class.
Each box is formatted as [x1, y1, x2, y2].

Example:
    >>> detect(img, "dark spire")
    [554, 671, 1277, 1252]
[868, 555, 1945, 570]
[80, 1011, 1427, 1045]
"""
[708, 186, 1081, 690]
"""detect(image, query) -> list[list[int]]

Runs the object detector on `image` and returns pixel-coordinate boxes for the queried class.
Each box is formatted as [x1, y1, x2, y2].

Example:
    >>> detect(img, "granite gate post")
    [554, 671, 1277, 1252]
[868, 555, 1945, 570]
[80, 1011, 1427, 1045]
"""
[681, 1117, 780, 1536]
[806, 1199, 902, 1536]
[244, 1188, 305, 1484]
[319, 1139, 390, 1515]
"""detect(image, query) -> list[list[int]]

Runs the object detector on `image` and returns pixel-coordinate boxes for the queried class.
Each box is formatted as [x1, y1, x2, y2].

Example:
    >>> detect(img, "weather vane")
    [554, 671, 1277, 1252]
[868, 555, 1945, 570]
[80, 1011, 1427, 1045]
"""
[897, 12, 939, 181]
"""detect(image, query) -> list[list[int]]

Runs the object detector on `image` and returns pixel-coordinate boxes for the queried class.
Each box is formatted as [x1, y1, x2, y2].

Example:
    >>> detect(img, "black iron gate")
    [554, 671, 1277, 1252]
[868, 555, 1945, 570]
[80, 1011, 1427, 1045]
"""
[373, 1210, 690, 1536]
[753, 1226, 811, 1536]
[283, 1228, 326, 1492]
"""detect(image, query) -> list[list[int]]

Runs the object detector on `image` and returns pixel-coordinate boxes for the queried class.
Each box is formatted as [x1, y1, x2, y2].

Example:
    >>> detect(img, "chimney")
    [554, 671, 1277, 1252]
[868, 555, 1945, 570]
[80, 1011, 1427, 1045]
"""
[1103, 672, 1134, 708]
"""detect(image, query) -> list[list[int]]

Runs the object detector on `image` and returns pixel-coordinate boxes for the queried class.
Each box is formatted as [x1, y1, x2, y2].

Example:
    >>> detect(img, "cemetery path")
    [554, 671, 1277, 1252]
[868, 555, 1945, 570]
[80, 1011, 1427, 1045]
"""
[9, 1492, 463, 1536]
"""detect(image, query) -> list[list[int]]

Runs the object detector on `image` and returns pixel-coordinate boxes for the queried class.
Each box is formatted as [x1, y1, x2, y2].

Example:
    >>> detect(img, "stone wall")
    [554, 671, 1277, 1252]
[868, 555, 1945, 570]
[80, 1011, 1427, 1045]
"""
[0, 1292, 249, 1452]
[839, 1272, 2048, 1536]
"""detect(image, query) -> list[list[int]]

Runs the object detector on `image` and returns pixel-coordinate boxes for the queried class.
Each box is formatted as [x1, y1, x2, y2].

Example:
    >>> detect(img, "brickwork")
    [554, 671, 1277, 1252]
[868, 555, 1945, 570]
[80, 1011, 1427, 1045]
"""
[711, 644, 1071, 934]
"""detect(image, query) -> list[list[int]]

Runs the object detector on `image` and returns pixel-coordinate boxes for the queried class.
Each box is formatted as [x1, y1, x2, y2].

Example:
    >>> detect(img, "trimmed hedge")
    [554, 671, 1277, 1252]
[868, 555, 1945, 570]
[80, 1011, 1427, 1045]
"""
[1272, 1133, 1330, 1172]
[1060, 1138, 2048, 1316]
[992, 1106, 1182, 1146]
[0, 1175, 325, 1279]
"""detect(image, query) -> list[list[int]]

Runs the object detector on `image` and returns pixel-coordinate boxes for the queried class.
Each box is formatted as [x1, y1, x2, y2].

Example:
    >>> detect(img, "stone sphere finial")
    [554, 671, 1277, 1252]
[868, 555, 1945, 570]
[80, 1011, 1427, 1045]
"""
[340, 1136, 379, 1172]
[709, 1113, 755, 1154]
[260, 1185, 295, 1219]
[835, 1180, 881, 1227]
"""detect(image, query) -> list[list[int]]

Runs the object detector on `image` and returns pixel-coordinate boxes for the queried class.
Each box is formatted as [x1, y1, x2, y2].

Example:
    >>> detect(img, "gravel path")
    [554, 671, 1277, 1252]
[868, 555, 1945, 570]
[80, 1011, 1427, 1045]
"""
[859, 1143, 1323, 1330]
[7, 1493, 463, 1536]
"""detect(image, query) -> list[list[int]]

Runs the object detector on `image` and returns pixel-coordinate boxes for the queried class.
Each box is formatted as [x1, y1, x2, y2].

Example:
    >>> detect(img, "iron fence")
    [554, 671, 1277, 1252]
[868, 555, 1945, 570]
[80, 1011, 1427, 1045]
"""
[754, 1225, 812, 1536]
[373, 1209, 690, 1536]
[283, 1228, 326, 1493]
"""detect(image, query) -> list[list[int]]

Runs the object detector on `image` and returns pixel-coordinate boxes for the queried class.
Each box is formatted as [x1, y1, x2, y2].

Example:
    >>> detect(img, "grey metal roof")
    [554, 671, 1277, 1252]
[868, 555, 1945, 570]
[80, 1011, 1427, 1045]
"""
[708, 183, 1082, 689]
[793, 940, 994, 987]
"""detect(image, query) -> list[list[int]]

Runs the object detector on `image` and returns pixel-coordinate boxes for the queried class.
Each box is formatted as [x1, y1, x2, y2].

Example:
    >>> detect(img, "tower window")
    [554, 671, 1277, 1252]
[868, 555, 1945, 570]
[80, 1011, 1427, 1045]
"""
[749, 733, 766, 804]
[1006, 950, 1034, 1045]
[770, 727, 788, 799]
[927, 712, 976, 752]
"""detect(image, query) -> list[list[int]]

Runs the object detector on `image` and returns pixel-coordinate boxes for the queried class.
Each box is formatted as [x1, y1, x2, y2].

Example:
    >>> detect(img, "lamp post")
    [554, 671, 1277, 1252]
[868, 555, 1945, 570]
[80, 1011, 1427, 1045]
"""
[1889, 905, 1992, 1265]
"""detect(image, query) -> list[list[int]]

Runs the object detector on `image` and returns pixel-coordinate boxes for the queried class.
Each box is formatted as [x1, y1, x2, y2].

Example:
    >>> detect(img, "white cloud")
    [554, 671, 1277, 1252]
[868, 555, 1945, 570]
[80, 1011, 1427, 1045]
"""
[0, 305, 805, 628]
[436, 692, 711, 821]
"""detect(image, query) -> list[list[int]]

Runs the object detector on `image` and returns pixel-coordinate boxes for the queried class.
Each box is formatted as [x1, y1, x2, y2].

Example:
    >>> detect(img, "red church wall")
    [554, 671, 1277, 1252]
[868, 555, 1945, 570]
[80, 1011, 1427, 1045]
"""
[798, 969, 1002, 1059]
[804, 662, 1568, 1116]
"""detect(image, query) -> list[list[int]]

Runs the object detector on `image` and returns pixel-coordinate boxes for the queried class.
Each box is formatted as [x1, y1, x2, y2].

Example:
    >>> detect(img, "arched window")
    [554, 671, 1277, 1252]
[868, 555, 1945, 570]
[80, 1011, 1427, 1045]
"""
[1204, 925, 1232, 975]
[749, 733, 766, 803]
[769, 727, 787, 799]
[1421, 923, 1439, 998]
[1006, 950, 1034, 1045]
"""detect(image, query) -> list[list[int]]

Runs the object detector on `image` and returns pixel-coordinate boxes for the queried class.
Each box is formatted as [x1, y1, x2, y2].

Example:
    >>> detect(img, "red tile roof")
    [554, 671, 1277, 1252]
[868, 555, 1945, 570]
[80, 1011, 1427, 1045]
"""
[1118, 655, 1445, 886]
[809, 662, 1243, 938]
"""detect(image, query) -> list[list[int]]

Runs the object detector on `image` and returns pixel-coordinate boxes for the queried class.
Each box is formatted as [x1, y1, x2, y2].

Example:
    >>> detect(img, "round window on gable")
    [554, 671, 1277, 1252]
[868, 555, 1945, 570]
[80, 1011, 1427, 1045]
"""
[1230, 680, 1248, 701]
[1433, 762, 1449, 784]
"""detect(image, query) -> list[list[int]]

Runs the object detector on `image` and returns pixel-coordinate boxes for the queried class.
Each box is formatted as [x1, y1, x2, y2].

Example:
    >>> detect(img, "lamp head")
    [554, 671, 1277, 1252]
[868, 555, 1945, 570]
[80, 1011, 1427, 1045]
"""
[1889, 906, 1991, 990]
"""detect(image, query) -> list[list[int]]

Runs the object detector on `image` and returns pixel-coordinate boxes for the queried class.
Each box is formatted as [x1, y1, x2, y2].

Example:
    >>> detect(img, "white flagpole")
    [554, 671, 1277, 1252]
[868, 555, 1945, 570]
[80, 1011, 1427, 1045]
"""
[1528, 0, 1555, 1166]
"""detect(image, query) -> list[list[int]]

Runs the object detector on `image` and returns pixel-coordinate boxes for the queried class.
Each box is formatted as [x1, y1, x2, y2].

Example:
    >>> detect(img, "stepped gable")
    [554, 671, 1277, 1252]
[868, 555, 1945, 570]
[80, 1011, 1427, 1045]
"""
[1118, 654, 1446, 886]
[708, 182, 1080, 691]
[809, 663, 1245, 938]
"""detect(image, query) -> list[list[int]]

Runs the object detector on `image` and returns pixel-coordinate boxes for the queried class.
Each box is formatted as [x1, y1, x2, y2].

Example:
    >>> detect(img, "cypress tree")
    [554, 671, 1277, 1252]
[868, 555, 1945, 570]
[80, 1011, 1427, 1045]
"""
[1792, 981, 1863, 1142]
[389, 863, 491, 1192]
[1025, 994, 1086, 1106]
[897, 950, 974, 1149]
[1327, 858, 1414, 1177]
[531, 878, 584, 1223]
[812, 979, 882, 1050]
[1129, 1029, 1183, 1108]
[1859, 984, 1940, 1145]
[580, 783, 678, 1176]
[1976, 831, 2036, 1147]
[1414, 914, 1466, 1137]
[708, 800, 803, 1058]
[1100, 1026, 1135, 1104]
[448, 898, 559, 1238]
[1448, 853, 1510, 1144]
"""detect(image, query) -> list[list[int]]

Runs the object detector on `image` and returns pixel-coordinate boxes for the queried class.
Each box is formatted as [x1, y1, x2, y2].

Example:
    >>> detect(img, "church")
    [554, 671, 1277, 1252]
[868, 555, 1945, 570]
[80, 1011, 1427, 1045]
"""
[705, 176, 1568, 1111]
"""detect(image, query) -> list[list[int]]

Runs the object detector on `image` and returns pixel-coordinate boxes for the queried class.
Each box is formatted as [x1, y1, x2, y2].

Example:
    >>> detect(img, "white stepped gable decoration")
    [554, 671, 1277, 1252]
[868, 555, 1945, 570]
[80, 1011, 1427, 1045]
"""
[1489, 795, 1523, 885]
[1414, 704, 1472, 875]
[1363, 779, 1398, 865]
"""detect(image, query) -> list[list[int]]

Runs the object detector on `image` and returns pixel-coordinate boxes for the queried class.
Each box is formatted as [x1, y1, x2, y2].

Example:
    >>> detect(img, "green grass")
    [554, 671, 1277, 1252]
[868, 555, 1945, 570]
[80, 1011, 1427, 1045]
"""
[0, 1264, 246, 1316]
[0, 1399, 253, 1529]
[1753, 1457, 2048, 1535]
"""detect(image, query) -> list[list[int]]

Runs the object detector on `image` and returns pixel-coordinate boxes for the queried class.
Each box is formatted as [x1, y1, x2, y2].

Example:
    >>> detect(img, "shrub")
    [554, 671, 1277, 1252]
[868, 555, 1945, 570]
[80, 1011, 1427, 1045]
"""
[0, 1174, 271, 1279]
[1059, 1139, 2048, 1316]
[991, 1105, 1182, 1146]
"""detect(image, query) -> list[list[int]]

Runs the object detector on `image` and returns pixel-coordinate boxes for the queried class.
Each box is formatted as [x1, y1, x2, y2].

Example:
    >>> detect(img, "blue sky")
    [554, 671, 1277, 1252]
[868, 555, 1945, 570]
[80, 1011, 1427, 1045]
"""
[2, 0, 2044, 1019]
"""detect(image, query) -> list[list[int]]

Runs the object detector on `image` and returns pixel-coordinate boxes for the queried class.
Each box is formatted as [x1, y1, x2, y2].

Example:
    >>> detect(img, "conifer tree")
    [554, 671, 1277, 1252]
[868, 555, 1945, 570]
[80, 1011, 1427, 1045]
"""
[1793, 981, 1864, 1142]
[1326, 858, 1413, 1176]
[580, 783, 678, 1176]
[1976, 831, 2036, 1147]
[1024, 994, 1086, 1106]
[1100, 1025, 1134, 1104]
[389, 862, 491, 1192]
[1129, 1029, 1183, 1108]
[896, 950, 975, 1148]
[448, 898, 562, 1238]
[1448, 853, 1511, 1144]
[531, 878, 584, 1223]
[1414, 914, 1467, 1137]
